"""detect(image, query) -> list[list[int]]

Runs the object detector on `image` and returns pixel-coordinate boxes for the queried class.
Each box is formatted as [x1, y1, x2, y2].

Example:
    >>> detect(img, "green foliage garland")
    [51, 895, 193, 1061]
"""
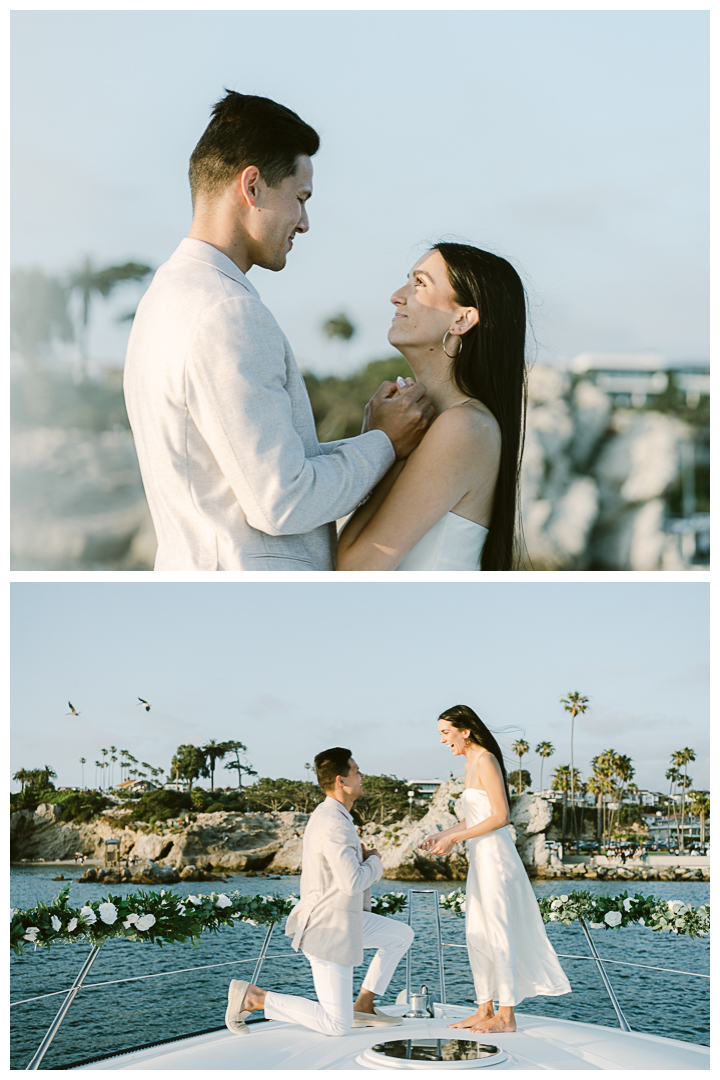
[440, 888, 709, 938]
[10, 887, 408, 956]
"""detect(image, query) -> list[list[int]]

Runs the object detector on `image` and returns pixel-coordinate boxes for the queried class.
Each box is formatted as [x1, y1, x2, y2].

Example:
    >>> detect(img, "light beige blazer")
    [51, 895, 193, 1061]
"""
[285, 796, 383, 967]
[123, 239, 395, 570]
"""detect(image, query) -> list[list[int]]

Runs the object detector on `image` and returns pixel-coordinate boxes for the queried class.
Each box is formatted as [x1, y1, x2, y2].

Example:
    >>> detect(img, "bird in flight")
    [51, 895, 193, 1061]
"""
[138, 698, 151, 712]
[67, 702, 80, 716]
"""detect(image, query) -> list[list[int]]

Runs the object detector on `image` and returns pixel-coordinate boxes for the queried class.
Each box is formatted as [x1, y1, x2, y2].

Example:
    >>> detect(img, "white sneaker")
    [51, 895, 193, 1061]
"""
[225, 979, 252, 1034]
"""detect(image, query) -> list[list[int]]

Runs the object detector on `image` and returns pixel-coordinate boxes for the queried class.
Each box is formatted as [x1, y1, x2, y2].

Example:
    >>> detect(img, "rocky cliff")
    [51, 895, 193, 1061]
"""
[11, 804, 309, 879]
[10, 789, 707, 884]
[10, 783, 552, 882]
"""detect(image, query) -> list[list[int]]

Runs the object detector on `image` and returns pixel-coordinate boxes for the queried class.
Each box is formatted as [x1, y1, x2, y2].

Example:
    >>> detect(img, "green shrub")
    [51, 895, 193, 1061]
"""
[190, 789, 210, 811]
[207, 802, 226, 813]
[128, 789, 191, 823]
[57, 791, 110, 823]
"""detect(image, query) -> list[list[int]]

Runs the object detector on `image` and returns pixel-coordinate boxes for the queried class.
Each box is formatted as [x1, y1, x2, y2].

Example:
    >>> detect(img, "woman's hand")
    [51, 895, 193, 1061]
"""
[420, 832, 458, 857]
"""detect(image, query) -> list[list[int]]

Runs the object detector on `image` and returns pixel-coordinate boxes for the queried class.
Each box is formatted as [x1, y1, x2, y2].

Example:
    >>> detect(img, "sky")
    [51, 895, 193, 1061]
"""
[11, 582, 709, 795]
[10, 7, 709, 376]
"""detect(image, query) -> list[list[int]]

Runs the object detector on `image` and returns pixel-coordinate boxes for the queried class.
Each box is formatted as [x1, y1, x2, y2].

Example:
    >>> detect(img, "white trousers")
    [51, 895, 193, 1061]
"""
[263, 912, 413, 1037]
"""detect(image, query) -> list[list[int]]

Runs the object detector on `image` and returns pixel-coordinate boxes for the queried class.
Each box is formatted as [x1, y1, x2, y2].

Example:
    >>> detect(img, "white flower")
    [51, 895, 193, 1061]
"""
[51, 915, 62, 932]
[590, 922, 604, 929]
[560, 895, 569, 903]
[188, 895, 202, 906]
[638, 917, 645, 926]
[288, 897, 300, 907]
[215, 894, 232, 909]
[604, 910, 622, 927]
[549, 913, 558, 921]
[382, 901, 389, 908]
[623, 897, 634, 912]
[11, 908, 17, 921]
[668, 901, 687, 916]
[23, 926, 40, 941]
[551, 899, 563, 910]
[160, 890, 165, 897]
[98, 903, 118, 925]
[80, 906, 97, 925]
[67, 918, 78, 932]
[246, 918, 259, 927]
[176, 905, 186, 916]
[125, 913, 139, 924]
[135, 914, 156, 932]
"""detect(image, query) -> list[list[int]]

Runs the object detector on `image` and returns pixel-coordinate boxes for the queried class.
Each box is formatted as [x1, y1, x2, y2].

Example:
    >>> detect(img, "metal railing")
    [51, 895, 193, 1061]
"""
[15, 891, 709, 1069]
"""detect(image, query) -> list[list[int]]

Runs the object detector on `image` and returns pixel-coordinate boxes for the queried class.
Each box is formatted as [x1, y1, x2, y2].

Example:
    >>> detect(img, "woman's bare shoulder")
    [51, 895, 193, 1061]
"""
[427, 401, 501, 451]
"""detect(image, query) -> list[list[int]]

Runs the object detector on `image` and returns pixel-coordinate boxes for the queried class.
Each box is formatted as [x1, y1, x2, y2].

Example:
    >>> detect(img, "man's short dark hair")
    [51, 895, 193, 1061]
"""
[314, 747, 352, 792]
[189, 91, 320, 205]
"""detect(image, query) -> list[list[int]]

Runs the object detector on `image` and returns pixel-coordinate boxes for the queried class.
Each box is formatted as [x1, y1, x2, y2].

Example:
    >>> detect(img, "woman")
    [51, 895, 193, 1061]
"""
[336, 243, 527, 570]
[419, 705, 570, 1033]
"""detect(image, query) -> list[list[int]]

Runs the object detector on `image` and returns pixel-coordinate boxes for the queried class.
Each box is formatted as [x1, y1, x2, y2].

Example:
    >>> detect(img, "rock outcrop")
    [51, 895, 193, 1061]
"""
[10, 806, 309, 875]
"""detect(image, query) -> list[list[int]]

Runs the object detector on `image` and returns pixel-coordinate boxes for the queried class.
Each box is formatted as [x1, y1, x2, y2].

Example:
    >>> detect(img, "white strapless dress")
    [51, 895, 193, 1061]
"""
[460, 789, 571, 1007]
[396, 513, 488, 571]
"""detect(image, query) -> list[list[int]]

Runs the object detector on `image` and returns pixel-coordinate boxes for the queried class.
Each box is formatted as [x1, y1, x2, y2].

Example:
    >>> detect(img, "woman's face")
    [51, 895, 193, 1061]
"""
[388, 250, 467, 355]
[438, 718, 470, 756]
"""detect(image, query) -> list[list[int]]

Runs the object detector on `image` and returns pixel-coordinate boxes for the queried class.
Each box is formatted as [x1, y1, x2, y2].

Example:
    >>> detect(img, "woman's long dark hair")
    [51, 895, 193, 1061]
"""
[433, 242, 528, 570]
[438, 704, 510, 800]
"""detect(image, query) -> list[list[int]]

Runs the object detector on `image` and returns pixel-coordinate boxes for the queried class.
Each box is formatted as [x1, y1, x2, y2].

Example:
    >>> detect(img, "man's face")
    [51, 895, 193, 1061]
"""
[249, 155, 313, 272]
[341, 757, 365, 801]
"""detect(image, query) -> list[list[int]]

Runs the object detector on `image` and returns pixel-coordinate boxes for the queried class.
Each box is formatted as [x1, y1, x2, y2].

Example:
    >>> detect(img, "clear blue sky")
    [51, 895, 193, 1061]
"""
[11, 8, 709, 374]
[11, 583, 709, 794]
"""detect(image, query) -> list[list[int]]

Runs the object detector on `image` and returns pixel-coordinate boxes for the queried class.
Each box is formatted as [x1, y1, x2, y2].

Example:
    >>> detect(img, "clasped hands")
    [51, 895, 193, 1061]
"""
[418, 831, 457, 857]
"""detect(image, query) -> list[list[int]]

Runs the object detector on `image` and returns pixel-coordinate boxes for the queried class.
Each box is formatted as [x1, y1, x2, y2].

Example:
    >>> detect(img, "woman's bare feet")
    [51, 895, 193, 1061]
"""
[450, 1005, 516, 1034]
[449, 1008, 495, 1031]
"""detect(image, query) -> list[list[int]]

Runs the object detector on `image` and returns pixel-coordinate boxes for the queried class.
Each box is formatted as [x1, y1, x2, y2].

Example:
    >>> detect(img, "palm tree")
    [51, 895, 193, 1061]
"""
[13, 768, 32, 792]
[607, 753, 635, 842]
[671, 748, 696, 851]
[535, 742, 554, 795]
[552, 764, 581, 844]
[561, 692, 589, 844]
[80, 757, 86, 789]
[687, 791, 709, 847]
[665, 765, 681, 849]
[511, 740, 530, 793]
[590, 750, 617, 847]
[202, 741, 231, 793]
[67, 258, 152, 370]
[95, 760, 103, 790]
[322, 312, 355, 342]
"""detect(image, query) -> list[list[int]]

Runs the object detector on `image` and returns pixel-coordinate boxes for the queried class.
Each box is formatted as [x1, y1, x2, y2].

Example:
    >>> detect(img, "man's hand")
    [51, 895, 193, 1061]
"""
[363, 379, 434, 459]
[362, 842, 381, 861]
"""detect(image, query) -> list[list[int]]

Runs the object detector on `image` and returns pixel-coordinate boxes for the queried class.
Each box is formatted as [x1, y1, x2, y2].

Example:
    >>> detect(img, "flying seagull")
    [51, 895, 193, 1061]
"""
[138, 698, 151, 712]
[67, 702, 80, 716]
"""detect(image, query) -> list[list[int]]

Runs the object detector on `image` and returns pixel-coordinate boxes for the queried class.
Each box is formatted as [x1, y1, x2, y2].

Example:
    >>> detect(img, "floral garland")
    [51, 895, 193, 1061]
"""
[440, 888, 709, 938]
[10, 886, 408, 956]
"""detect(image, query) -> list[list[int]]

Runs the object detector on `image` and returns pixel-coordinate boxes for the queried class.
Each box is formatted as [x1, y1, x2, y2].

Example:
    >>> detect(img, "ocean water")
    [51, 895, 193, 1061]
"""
[10, 868, 709, 1070]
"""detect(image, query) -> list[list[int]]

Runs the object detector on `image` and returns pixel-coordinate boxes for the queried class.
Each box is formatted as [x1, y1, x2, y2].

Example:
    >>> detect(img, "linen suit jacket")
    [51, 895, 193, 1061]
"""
[123, 239, 395, 570]
[285, 796, 383, 967]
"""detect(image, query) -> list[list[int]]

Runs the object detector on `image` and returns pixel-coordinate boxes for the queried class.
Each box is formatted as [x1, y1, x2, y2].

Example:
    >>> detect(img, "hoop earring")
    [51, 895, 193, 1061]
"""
[442, 330, 462, 358]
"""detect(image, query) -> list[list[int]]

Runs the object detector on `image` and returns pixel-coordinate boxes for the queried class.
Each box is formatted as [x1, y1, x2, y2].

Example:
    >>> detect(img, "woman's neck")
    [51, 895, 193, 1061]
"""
[404, 350, 470, 414]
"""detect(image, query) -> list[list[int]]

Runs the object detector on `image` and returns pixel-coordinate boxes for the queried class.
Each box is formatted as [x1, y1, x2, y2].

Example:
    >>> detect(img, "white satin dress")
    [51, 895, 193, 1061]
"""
[460, 789, 571, 1007]
[396, 513, 488, 570]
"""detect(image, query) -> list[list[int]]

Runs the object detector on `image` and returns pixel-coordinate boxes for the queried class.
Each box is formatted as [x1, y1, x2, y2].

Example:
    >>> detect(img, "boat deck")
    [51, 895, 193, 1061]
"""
[71, 1004, 709, 1070]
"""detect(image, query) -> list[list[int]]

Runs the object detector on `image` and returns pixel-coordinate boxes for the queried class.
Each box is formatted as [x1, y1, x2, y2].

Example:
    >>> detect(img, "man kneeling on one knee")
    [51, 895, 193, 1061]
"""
[226, 747, 413, 1036]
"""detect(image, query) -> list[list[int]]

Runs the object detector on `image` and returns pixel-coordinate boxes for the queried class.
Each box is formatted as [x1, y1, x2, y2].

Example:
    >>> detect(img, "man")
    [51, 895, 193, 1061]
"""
[124, 92, 433, 570]
[225, 748, 413, 1036]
